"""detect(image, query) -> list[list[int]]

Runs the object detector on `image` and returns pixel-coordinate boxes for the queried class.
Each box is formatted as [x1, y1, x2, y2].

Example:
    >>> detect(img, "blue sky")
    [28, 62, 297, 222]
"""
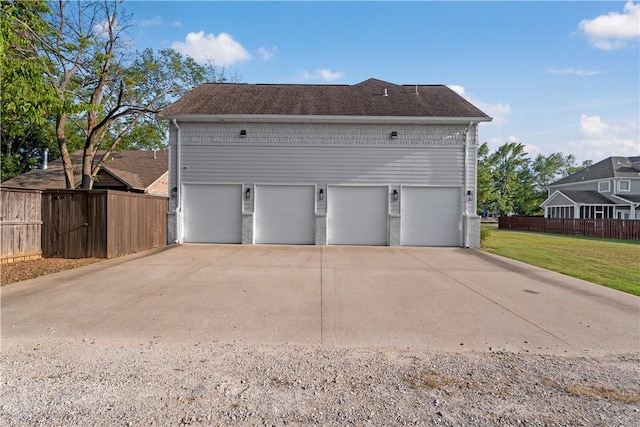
[122, 1, 640, 163]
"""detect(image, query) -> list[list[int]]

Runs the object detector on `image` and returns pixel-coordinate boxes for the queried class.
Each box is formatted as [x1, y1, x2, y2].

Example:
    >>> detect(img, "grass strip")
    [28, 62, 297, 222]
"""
[481, 226, 639, 296]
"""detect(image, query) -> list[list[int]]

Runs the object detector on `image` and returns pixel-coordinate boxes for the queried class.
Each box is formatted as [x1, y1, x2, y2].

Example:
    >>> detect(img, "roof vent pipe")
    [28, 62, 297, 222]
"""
[42, 148, 49, 170]
[415, 85, 419, 94]
[383, 88, 388, 97]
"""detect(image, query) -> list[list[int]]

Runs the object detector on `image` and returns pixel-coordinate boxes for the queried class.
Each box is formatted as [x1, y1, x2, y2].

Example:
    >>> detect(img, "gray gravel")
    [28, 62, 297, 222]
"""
[2, 338, 639, 426]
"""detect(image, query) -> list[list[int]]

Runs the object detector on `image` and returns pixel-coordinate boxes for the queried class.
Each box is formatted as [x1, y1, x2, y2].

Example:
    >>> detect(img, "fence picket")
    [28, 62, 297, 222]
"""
[498, 216, 640, 240]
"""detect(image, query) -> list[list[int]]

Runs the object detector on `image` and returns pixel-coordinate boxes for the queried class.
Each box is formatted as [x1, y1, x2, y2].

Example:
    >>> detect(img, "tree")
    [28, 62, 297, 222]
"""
[36, 1, 232, 189]
[568, 159, 593, 175]
[486, 142, 531, 216]
[476, 142, 496, 216]
[0, 0, 58, 180]
[477, 142, 590, 217]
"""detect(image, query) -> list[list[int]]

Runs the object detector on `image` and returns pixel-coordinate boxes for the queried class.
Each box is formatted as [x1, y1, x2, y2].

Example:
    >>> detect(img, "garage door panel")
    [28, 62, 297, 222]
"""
[328, 186, 388, 246]
[255, 185, 315, 244]
[183, 184, 242, 243]
[401, 187, 460, 247]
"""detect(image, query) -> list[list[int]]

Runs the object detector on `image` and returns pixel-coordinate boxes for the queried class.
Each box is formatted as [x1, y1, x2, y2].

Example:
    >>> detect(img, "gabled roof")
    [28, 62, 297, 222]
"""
[541, 189, 636, 208]
[1, 150, 168, 192]
[551, 156, 640, 186]
[159, 78, 492, 121]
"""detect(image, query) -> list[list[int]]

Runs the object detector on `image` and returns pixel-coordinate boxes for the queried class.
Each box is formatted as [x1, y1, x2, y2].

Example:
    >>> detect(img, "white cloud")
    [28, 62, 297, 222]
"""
[448, 84, 511, 126]
[171, 31, 250, 66]
[93, 18, 117, 38]
[258, 46, 278, 61]
[547, 68, 604, 76]
[173, 21, 183, 27]
[448, 85, 465, 96]
[578, 1, 640, 50]
[137, 16, 162, 27]
[507, 135, 521, 143]
[524, 144, 542, 158]
[569, 114, 640, 161]
[301, 68, 344, 82]
[580, 114, 608, 136]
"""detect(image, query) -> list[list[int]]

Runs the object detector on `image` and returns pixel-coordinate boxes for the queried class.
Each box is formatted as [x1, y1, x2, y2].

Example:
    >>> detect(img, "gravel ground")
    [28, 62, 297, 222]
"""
[2, 338, 639, 426]
[1, 258, 103, 286]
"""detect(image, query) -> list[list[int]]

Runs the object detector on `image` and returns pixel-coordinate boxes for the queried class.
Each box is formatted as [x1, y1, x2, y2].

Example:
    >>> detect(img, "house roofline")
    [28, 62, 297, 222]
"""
[146, 171, 169, 192]
[540, 190, 577, 208]
[609, 193, 640, 206]
[540, 189, 630, 208]
[157, 114, 493, 125]
[100, 166, 136, 190]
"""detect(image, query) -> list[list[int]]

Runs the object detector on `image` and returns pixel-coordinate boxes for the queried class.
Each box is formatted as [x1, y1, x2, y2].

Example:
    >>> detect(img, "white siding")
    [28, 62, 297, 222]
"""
[179, 145, 464, 185]
[169, 122, 472, 191]
[167, 121, 481, 246]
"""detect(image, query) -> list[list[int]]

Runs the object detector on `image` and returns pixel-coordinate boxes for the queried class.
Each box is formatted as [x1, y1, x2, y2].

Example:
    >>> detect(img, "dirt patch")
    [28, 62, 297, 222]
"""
[1, 257, 103, 286]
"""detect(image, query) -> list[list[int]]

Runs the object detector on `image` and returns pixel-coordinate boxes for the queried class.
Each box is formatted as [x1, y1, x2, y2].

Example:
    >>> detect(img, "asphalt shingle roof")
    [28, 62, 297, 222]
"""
[551, 156, 640, 186]
[560, 190, 621, 205]
[159, 78, 491, 119]
[2, 150, 167, 191]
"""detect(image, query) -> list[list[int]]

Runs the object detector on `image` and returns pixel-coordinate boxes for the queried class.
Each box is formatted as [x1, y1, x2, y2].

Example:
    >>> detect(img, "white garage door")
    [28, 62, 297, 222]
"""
[182, 184, 242, 243]
[328, 186, 388, 245]
[255, 185, 315, 244]
[401, 187, 461, 246]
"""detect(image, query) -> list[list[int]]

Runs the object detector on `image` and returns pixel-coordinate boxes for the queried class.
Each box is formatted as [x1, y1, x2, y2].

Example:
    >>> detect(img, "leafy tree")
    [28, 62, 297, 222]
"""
[476, 142, 496, 216]
[487, 142, 531, 216]
[477, 142, 590, 217]
[568, 159, 593, 175]
[35, 1, 235, 189]
[0, 0, 58, 180]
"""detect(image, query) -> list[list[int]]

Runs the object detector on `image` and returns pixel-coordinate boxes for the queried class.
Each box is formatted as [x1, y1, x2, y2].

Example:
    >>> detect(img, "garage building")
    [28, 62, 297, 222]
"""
[159, 78, 491, 247]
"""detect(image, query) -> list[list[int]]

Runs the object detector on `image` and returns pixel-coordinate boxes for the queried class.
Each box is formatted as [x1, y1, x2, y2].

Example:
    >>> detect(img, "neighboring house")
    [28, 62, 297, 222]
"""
[541, 156, 640, 220]
[159, 78, 492, 247]
[2, 150, 169, 196]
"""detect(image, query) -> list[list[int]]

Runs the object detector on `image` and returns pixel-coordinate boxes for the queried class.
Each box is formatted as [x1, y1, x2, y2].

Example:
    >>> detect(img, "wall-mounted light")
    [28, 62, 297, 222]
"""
[245, 187, 251, 200]
[171, 187, 177, 198]
[240, 129, 247, 137]
[318, 189, 324, 201]
[466, 190, 473, 201]
[393, 189, 399, 201]
[390, 131, 398, 139]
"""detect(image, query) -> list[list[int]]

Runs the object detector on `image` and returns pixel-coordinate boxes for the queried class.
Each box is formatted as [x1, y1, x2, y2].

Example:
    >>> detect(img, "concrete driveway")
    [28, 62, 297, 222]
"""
[2, 245, 638, 356]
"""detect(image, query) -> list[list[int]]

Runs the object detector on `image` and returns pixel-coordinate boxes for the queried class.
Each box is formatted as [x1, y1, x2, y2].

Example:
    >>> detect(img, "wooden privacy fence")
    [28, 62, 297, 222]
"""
[42, 190, 168, 259]
[1, 188, 42, 263]
[499, 216, 640, 241]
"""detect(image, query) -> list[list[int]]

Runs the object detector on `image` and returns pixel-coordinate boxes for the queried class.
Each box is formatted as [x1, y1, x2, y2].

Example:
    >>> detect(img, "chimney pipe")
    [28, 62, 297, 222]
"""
[43, 148, 49, 170]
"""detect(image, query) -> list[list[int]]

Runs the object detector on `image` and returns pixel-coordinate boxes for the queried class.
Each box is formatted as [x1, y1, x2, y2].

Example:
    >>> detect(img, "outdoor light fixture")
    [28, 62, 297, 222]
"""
[245, 187, 251, 200]
[319, 189, 324, 201]
[390, 131, 398, 139]
[466, 190, 473, 201]
[393, 189, 399, 201]
[240, 129, 247, 137]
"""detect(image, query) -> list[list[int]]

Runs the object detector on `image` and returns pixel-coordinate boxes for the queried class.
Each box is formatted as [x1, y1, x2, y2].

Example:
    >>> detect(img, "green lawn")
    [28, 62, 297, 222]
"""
[481, 225, 640, 296]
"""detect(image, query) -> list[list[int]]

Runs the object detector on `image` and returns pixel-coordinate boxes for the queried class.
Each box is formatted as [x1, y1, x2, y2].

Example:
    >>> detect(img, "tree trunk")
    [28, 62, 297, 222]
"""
[56, 113, 75, 189]
[81, 146, 93, 189]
